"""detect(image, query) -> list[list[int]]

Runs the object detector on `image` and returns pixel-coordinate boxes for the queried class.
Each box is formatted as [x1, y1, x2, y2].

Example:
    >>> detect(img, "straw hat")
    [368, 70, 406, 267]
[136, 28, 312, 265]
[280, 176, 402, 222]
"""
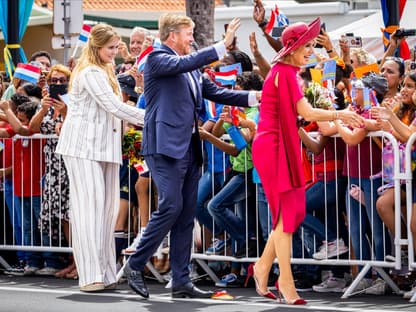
[275, 17, 321, 60]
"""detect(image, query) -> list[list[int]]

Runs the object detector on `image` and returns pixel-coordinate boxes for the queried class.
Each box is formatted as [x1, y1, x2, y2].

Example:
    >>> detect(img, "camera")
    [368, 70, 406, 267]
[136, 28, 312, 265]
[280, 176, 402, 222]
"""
[271, 26, 285, 39]
[411, 62, 416, 71]
[394, 29, 416, 38]
[342, 33, 362, 48]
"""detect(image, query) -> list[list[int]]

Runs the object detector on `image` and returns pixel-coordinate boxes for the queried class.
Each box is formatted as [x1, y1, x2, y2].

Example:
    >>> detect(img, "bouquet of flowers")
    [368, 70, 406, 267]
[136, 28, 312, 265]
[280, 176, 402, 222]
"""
[122, 128, 144, 167]
[304, 82, 332, 109]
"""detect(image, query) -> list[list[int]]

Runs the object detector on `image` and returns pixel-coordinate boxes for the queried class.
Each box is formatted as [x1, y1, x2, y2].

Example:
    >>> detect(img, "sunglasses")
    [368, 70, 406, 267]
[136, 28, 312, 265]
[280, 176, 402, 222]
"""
[386, 56, 404, 64]
[51, 78, 68, 84]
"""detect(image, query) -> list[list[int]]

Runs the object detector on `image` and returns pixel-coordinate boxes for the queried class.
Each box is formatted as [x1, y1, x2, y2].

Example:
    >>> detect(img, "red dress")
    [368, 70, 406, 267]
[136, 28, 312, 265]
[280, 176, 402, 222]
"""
[252, 62, 305, 233]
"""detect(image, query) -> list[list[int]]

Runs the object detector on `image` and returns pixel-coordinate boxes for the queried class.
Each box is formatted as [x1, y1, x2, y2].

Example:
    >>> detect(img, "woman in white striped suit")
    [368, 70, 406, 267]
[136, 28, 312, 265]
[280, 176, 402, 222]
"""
[56, 24, 145, 292]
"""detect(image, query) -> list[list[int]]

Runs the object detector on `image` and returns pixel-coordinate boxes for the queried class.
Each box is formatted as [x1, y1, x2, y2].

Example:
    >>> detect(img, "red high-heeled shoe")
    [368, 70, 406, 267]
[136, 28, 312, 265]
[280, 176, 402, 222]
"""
[244, 263, 277, 300]
[275, 280, 307, 305]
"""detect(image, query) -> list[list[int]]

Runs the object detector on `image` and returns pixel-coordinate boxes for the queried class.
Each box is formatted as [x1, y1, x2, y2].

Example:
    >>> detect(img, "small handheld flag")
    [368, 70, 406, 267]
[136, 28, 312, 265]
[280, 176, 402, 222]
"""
[78, 24, 92, 43]
[363, 87, 371, 110]
[322, 59, 336, 81]
[13, 63, 41, 84]
[207, 100, 217, 118]
[310, 68, 323, 85]
[264, 5, 289, 38]
[72, 23, 92, 58]
[231, 106, 246, 126]
[219, 63, 242, 75]
[134, 160, 149, 174]
[214, 69, 238, 86]
[305, 53, 318, 68]
[136, 46, 154, 72]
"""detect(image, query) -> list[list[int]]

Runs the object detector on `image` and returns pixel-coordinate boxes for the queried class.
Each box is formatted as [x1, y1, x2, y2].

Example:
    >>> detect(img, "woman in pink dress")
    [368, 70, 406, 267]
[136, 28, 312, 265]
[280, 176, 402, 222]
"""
[249, 18, 364, 304]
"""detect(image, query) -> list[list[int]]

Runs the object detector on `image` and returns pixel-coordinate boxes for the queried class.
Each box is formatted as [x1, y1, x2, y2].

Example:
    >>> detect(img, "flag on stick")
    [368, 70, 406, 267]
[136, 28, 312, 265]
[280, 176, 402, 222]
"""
[214, 70, 238, 86]
[207, 100, 217, 118]
[13, 63, 41, 84]
[72, 23, 92, 58]
[363, 87, 371, 110]
[322, 59, 336, 81]
[136, 46, 154, 72]
[264, 5, 289, 38]
[78, 24, 92, 43]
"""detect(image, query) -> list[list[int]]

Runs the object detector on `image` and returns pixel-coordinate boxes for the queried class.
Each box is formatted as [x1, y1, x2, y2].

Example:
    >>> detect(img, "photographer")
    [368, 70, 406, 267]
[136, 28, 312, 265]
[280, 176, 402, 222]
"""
[380, 28, 412, 68]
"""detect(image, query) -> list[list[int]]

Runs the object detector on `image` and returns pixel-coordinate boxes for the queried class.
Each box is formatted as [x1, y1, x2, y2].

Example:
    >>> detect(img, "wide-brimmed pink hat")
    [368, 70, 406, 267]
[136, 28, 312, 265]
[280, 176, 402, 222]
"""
[275, 17, 321, 60]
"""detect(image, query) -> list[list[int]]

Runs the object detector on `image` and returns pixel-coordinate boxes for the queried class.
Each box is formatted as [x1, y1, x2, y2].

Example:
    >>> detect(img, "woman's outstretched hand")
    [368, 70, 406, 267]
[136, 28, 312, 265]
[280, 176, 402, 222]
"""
[338, 107, 365, 128]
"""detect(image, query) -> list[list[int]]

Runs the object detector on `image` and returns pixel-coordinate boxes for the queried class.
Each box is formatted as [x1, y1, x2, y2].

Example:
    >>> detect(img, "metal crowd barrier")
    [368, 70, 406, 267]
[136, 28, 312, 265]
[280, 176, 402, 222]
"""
[192, 131, 410, 300]
[405, 132, 416, 302]
[0, 134, 72, 260]
[0, 132, 414, 301]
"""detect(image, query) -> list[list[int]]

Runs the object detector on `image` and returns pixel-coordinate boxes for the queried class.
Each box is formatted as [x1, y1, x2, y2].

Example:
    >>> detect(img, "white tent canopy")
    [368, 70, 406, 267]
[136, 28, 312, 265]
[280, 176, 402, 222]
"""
[329, 3, 416, 60]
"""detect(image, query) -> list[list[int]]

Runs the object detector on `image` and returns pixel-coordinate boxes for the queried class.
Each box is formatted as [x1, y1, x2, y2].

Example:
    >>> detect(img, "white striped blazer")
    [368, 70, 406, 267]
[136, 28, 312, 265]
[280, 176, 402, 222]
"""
[56, 66, 145, 164]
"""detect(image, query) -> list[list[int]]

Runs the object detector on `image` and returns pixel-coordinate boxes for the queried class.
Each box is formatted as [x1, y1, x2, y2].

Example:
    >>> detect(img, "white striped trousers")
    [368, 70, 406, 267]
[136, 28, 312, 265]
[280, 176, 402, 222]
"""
[63, 155, 119, 287]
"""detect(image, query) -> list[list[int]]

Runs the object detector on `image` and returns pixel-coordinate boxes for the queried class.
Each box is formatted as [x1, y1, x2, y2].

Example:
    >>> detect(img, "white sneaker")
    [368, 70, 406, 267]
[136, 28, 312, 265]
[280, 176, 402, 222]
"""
[23, 266, 40, 276]
[403, 284, 416, 299]
[313, 277, 346, 293]
[343, 278, 372, 293]
[313, 238, 349, 260]
[35, 267, 59, 276]
[123, 234, 142, 255]
[365, 278, 387, 295]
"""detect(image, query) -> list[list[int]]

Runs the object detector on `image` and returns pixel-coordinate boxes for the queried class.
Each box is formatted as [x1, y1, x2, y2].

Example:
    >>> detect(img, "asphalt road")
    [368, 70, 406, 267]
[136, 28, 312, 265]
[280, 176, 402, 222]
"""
[0, 275, 415, 312]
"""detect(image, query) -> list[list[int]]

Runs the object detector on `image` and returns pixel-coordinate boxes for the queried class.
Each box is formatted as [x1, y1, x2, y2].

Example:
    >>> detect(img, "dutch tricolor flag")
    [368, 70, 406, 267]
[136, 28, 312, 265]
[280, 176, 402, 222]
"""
[78, 24, 92, 44]
[207, 100, 217, 118]
[214, 69, 238, 87]
[13, 63, 41, 84]
[136, 46, 154, 72]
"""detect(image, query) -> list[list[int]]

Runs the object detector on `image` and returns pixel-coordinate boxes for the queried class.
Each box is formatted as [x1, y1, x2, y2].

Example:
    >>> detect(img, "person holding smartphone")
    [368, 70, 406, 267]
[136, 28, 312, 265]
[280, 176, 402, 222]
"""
[28, 64, 75, 277]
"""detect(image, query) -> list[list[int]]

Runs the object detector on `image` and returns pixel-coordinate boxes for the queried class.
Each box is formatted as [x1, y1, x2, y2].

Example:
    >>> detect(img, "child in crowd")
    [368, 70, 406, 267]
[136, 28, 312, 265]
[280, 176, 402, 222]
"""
[0, 100, 64, 275]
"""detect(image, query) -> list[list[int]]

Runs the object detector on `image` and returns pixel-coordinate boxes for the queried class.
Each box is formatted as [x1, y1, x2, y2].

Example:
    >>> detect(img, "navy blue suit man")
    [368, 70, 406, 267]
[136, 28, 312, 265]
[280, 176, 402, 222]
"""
[125, 13, 260, 299]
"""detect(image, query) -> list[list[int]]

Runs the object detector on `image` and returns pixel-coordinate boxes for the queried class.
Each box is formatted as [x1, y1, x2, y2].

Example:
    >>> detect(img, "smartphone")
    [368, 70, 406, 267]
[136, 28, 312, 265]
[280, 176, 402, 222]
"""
[271, 27, 285, 39]
[343, 33, 362, 48]
[49, 84, 68, 100]
[315, 23, 326, 49]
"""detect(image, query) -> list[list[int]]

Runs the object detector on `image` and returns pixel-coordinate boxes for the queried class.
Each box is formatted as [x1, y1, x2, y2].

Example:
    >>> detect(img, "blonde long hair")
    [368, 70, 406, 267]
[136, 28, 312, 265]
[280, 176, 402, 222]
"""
[70, 24, 120, 95]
